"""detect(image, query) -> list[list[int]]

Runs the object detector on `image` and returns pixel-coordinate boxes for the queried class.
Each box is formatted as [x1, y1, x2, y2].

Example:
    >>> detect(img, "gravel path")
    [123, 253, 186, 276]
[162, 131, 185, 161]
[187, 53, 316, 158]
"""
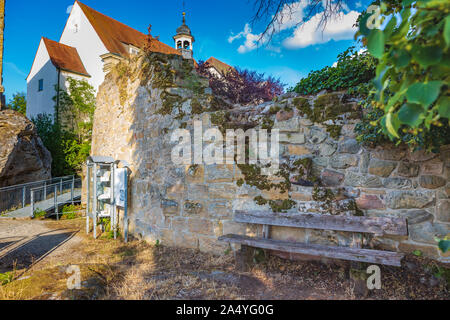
[0, 219, 81, 274]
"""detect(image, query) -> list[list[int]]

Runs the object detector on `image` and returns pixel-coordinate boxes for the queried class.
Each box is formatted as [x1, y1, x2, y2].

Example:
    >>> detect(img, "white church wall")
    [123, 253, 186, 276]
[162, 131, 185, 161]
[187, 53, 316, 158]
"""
[59, 2, 108, 95]
[26, 39, 58, 120]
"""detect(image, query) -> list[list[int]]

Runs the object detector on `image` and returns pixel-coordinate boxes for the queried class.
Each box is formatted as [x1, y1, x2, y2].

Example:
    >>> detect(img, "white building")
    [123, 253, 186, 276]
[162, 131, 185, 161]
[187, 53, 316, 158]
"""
[26, 1, 192, 120]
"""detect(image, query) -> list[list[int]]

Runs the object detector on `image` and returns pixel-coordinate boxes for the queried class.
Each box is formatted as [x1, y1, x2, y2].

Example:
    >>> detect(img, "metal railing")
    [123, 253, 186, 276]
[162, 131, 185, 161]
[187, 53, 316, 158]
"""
[30, 178, 82, 219]
[0, 176, 78, 215]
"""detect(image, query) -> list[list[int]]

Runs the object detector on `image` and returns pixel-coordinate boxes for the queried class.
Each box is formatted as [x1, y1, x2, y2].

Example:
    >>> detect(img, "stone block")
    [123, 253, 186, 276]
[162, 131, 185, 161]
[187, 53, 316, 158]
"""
[385, 190, 435, 209]
[408, 149, 438, 162]
[280, 133, 305, 144]
[372, 147, 406, 161]
[209, 183, 237, 200]
[161, 199, 179, 216]
[338, 139, 361, 154]
[321, 169, 345, 187]
[398, 242, 439, 259]
[409, 221, 448, 244]
[330, 154, 358, 169]
[368, 159, 397, 177]
[344, 172, 383, 188]
[183, 200, 205, 215]
[174, 232, 199, 250]
[198, 236, 230, 253]
[397, 161, 420, 177]
[187, 217, 216, 236]
[208, 200, 232, 218]
[356, 194, 385, 210]
[308, 128, 328, 144]
[383, 177, 412, 189]
[437, 200, 450, 223]
[205, 164, 234, 183]
[405, 210, 434, 225]
[186, 165, 205, 183]
[271, 226, 307, 242]
[274, 118, 299, 132]
[319, 142, 338, 156]
[287, 145, 311, 156]
[422, 159, 444, 175]
[186, 184, 209, 200]
[420, 175, 446, 189]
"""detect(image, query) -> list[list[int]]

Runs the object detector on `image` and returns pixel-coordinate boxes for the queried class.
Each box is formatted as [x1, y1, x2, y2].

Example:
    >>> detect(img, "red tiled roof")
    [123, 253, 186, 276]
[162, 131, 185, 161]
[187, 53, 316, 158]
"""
[206, 57, 234, 75]
[76, 1, 181, 57]
[43, 37, 90, 76]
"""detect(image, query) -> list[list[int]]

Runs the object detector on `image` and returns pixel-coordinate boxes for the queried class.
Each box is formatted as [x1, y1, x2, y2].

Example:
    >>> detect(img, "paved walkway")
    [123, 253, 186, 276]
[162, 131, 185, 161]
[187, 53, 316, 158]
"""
[2, 189, 82, 219]
[0, 219, 81, 274]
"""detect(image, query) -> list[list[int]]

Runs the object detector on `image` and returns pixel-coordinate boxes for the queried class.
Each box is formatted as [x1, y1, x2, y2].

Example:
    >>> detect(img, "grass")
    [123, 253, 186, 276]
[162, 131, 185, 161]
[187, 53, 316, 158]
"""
[0, 218, 448, 300]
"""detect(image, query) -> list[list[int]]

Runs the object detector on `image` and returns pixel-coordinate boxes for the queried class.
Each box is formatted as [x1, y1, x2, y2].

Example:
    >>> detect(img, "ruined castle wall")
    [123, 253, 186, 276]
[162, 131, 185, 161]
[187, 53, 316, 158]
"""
[91, 54, 449, 262]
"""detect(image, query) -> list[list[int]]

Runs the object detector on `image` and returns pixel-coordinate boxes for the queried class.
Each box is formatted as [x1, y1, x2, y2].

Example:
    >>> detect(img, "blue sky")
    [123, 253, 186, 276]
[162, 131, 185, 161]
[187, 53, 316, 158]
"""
[3, 0, 370, 101]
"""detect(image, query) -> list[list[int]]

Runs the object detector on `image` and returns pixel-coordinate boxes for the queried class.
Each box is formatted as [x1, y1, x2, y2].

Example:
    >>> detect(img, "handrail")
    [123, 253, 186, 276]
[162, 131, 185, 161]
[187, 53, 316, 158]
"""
[30, 179, 82, 192]
[0, 175, 77, 192]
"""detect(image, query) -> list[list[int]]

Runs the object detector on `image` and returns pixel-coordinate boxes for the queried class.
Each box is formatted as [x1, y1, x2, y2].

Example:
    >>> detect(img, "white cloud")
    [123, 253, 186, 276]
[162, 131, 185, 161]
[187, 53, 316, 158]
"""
[66, 5, 73, 14]
[228, 23, 266, 54]
[229, 1, 360, 54]
[283, 10, 359, 49]
[355, 1, 362, 8]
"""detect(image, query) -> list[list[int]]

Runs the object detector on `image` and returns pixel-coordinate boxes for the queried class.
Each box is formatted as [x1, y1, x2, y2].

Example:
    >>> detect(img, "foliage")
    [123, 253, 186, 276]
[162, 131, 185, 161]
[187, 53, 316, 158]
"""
[33, 78, 96, 176]
[6, 92, 26, 115]
[62, 204, 83, 220]
[438, 237, 450, 253]
[357, 0, 450, 150]
[33, 208, 47, 219]
[291, 47, 376, 96]
[55, 77, 96, 142]
[197, 61, 284, 105]
[32, 114, 74, 176]
[0, 272, 14, 286]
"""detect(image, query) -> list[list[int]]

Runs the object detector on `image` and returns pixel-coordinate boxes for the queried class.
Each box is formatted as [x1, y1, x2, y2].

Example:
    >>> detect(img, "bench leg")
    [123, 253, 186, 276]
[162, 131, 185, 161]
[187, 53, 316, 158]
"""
[349, 262, 369, 299]
[235, 245, 255, 272]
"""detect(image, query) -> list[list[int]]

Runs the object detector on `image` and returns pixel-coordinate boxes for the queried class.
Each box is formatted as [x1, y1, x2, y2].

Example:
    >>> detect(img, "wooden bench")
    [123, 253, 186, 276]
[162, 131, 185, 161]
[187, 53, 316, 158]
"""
[219, 211, 408, 267]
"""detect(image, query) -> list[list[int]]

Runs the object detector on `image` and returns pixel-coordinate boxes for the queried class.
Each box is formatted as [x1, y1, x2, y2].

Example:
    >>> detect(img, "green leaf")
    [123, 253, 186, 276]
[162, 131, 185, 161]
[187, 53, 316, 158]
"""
[392, 49, 411, 68]
[406, 81, 444, 108]
[367, 30, 385, 59]
[386, 113, 400, 138]
[398, 103, 425, 127]
[438, 240, 450, 253]
[445, 16, 450, 47]
[436, 96, 450, 119]
[359, 13, 372, 37]
[412, 250, 423, 257]
[411, 45, 443, 67]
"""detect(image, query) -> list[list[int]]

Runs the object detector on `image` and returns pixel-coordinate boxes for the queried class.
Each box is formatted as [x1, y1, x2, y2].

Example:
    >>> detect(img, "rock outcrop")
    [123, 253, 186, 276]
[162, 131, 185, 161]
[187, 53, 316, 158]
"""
[0, 110, 52, 187]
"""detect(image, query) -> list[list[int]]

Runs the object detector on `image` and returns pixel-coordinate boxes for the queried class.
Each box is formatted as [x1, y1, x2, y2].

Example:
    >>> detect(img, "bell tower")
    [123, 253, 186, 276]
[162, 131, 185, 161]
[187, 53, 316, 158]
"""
[173, 12, 194, 59]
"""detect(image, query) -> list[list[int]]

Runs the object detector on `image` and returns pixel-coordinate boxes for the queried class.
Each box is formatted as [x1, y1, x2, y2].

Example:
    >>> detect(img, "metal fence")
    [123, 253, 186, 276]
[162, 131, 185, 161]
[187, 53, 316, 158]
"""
[0, 176, 78, 215]
[30, 178, 82, 219]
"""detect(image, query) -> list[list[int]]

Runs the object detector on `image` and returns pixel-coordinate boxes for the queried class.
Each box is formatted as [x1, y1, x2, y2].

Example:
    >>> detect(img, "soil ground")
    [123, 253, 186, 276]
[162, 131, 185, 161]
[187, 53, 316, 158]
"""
[0, 218, 448, 300]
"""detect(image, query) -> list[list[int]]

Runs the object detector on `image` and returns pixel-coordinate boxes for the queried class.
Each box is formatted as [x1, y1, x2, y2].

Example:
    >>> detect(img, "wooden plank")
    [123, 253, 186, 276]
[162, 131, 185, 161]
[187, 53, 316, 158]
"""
[219, 234, 404, 267]
[234, 211, 408, 236]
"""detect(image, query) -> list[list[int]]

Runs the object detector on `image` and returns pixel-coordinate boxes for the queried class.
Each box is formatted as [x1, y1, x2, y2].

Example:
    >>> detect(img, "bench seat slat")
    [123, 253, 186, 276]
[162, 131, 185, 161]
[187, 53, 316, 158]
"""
[234, 211, 408, 236]
[219, 234, 404, 267]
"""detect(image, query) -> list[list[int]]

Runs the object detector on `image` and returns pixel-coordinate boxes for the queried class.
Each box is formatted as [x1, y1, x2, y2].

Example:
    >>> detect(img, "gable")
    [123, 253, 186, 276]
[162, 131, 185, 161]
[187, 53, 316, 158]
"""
[75, 1, 180, 57]
[43, 38, 90, 77]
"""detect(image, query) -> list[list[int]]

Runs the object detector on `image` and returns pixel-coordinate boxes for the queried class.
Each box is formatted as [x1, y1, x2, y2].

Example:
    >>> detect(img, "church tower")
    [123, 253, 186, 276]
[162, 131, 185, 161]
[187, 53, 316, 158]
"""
[173, 12, 194, 59]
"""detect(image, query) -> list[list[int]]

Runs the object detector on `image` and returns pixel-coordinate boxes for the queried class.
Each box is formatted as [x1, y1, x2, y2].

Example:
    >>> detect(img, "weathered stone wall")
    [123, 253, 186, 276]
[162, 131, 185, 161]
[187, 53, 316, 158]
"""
[92, 54, 449, 262]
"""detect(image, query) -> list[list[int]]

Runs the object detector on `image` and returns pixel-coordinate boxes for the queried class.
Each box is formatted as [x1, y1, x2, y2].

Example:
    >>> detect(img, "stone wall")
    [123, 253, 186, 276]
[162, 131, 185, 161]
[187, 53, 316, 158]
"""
[91, 54, 449, 262]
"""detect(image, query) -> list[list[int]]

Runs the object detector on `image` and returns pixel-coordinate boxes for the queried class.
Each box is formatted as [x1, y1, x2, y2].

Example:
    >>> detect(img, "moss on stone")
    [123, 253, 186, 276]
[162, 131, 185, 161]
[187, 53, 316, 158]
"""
[326, 125, 343, 139]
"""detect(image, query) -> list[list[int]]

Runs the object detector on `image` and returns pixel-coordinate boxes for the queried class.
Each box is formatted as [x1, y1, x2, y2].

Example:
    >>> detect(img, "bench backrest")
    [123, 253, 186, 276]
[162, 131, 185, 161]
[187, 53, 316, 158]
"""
[234, 211, 408, 236]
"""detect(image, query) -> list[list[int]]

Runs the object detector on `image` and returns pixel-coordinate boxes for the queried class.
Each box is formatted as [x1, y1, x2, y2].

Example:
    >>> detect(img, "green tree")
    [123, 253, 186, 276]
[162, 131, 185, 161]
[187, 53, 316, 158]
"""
[7, 92, 26, 115]
[357, 0, 450, 151]
[33, 78, 96, 176]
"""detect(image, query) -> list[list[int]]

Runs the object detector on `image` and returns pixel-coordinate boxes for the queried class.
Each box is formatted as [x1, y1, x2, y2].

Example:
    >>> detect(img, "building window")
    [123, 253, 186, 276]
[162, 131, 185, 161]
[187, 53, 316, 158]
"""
[183, 41, 190, 50]
[38, 79, 44, 92]
[177, 41, 182, 49]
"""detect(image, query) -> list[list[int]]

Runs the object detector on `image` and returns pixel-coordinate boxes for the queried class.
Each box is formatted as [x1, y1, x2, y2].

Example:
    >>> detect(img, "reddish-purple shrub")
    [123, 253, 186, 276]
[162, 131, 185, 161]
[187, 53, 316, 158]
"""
[197, 61, 284, 105]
